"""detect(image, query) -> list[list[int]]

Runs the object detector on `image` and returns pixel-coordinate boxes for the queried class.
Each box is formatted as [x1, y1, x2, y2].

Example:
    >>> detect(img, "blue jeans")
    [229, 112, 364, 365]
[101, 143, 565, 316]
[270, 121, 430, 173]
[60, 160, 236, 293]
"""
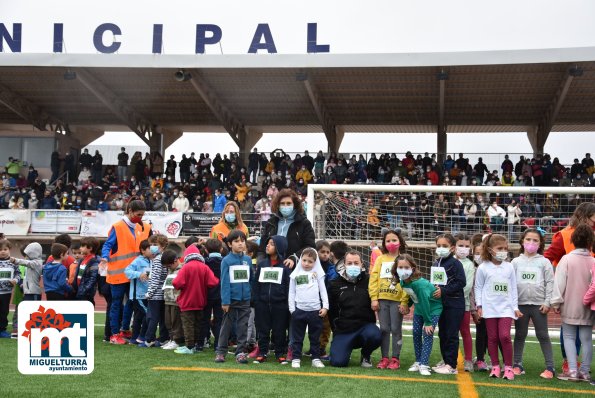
[413, 314, 440, 366]
[109, 283, 133, 336]
[330, 323, 381, 367]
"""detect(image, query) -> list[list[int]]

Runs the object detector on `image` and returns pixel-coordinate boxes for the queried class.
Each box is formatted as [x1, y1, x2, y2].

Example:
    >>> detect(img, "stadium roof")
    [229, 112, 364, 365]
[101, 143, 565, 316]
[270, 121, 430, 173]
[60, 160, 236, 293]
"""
[0, 61, 594, 152]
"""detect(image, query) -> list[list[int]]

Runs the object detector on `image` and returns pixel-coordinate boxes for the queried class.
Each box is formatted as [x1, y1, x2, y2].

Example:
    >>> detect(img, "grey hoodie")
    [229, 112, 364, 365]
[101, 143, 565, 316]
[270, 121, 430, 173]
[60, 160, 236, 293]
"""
[512, 253, 554, 307]
[15, 242, 44, 296]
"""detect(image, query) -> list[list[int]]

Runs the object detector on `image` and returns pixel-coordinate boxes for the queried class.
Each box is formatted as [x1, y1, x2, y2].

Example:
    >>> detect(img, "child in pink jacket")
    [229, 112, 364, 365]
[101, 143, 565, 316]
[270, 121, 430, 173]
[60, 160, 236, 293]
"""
[551, 224, 595, 382]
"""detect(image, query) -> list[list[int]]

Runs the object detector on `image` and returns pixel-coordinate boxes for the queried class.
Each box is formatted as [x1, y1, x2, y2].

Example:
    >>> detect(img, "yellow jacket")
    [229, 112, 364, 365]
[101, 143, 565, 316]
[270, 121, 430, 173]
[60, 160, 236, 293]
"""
[368, 253, 409, 304]
[295, 169, 313, 185]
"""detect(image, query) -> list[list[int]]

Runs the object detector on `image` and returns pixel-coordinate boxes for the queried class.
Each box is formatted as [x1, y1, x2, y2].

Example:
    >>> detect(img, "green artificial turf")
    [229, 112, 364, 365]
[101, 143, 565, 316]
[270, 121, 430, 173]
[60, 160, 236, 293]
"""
[0, 311, 593, 397]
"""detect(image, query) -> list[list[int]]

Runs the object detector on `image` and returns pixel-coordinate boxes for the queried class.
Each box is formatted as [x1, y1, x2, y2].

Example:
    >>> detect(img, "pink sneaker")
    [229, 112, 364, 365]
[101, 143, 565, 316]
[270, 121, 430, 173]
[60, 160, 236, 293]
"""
[503, 366, 515, 380]
[248, 345, 259, 359]
[377, 357, 390, 369]
[387, 357, 401, 370]
[489, 365, 501, 378]
[476, 360, 488, 372]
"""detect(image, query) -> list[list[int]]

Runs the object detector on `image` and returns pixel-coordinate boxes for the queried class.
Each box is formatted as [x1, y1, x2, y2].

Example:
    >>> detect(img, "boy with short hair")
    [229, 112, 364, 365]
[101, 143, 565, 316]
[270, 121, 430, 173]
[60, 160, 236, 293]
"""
[253, 235, 291, 364]
[124, 239, 152, 345]
[141, 234, 171, 347]
[75, 237, 100, 304]
[173, 245, 219, 354]
[43, 243, 73, 300]
[317, 240, 336, 359]
[0, 236, 21, 338]
[215, 230, 252, 364]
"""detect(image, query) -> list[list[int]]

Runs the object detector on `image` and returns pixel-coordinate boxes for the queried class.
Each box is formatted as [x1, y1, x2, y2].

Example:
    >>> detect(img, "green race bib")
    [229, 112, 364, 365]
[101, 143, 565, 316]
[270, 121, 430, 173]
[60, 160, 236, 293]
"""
[296, 275, 310, 286]
[492, 281, 509, 295]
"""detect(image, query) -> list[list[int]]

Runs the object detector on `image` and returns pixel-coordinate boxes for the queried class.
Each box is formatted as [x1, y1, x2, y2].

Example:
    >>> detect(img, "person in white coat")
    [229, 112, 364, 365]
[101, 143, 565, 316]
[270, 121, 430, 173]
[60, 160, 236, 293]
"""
[172, 192, 190, 213]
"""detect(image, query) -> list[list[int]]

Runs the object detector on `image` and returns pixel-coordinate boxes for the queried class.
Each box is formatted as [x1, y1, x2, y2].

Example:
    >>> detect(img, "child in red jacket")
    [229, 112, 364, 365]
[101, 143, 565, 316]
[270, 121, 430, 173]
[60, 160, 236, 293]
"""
[172, 245, 219, 354]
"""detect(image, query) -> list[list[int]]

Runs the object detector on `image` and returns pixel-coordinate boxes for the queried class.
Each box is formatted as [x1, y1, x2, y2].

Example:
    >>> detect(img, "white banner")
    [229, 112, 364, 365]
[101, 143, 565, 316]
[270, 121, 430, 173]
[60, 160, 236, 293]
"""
[30, 210, 81, 234]
[80, 211, 183, 239]
[2, 0, 595, 67]
[0, 210, 31, 236]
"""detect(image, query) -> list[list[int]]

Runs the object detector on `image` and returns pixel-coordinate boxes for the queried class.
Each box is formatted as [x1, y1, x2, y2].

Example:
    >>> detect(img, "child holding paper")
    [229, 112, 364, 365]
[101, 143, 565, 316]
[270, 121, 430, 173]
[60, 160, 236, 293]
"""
[431, 233, 466, 375]
[0, 236, 21, 338]
[215, 230, 252, 364]
[252, 235, 291, 364]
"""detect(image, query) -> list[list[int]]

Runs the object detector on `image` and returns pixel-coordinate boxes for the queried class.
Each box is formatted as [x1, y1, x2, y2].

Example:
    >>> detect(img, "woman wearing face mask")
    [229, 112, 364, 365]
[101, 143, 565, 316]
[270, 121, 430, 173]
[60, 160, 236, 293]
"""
[328, 250, 382, 368]
[99, 199, 152, 345]
[258, 189, 315, 269]
[172, 191, 190, 213]
[210, 201, 249, 242]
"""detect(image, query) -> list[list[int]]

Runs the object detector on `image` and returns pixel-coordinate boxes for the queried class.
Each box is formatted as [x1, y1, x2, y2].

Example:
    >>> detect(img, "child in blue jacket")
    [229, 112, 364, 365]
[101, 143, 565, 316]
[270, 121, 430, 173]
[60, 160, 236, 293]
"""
[124, 239, 153, 345]
[75, 237, 100, 304]
[43, 243, 73, 300]
[253, 235, 291, 363]
[215, 230, 252, 364]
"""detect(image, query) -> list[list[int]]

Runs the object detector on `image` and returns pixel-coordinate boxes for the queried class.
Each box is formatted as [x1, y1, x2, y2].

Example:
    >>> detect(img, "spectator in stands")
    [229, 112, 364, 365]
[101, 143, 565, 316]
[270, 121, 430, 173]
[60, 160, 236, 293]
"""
[166, 155, 177, 183]
[79, 148, 93, 170]
[92, 150, 103, 183]
[41, 190, 57, 209]
[179, 154, 191, 184]
[473, 157, 490, 185]
[248, 148, 260, 183]
[487, 201, 506, 231]
[213, 188, 227, 213]
[26, 165, 38, 187]
[5, 157, 23, 180]
[50, 151, 61, 183]
[117, 147, 129, 182]
[172, 191, 190, 213]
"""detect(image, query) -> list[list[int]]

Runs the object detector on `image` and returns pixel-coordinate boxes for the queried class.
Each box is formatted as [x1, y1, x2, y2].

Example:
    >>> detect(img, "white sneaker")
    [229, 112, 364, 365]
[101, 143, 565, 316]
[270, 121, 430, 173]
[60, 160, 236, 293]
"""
[434, 364, 458, 374]
[160, 341, 172, 349]
[162, 341, 179, 350]
[432, 360, 445, 371]
[312, 359, 325, 368]
[408, 362, 420, 372]
[419, 365, 432, 376]
[292, 359, 301, 368]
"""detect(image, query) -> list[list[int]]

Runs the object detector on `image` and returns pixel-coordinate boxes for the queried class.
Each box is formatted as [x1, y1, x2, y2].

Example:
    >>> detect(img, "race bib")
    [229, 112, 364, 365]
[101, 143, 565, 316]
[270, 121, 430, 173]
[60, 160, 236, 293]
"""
[295, 273, 313, 286]
[492, 281, 509, 295]
[259, 267, 282, 284]
[430, 267, 448, 285]
[162, 274, 176, 290]
[77, 264, 86, 279]
[0, 267, 14, 282]
[517, 266, 538, 285]
[229, 265, 250, 283]
[402, 287, 418, 303]
[379, 262, 394, 279]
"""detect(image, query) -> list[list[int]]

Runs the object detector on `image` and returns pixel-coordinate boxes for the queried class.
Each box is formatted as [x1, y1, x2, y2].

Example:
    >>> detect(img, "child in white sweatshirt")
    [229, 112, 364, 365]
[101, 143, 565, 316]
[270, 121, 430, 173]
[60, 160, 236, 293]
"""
[289, 248, 329, 369]
[512, 228, 555, 379]
[474, 234, 522, 381]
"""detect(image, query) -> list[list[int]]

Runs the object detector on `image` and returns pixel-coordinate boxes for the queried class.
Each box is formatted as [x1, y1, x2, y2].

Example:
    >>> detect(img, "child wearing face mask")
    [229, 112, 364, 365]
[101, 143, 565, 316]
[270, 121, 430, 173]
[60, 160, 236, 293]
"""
[454, 233, 475, 372]
[369, 230, 409, 370]
[393, 254, 442, 376]
[431, 234, 466, 375]
[124, 239, 153, 345]
[469, 234, 489, 372]
[474, 234, 522, 380]
[511, 229, 555, 379]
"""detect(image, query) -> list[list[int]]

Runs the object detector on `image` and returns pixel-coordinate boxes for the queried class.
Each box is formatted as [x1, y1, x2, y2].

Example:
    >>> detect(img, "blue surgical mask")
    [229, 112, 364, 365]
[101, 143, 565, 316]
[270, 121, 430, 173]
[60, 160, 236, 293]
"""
[345, 265, 361, 278]
[150, 245, 160, 255]
[279, 205, 294, 217]
[224, 213, 236, 223]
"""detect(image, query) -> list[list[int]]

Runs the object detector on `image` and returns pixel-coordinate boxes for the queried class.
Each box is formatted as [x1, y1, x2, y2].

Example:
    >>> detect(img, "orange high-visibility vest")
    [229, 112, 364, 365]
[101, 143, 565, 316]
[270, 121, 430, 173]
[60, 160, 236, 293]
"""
[107, 220, 151, 284]
[554, 227, 595, 266]
[210, 221, 249, 242]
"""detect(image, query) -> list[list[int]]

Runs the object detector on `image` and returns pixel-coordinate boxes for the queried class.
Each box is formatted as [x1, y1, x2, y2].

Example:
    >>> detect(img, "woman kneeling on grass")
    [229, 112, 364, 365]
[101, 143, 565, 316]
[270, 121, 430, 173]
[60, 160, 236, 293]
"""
[393, 254, 442, 376]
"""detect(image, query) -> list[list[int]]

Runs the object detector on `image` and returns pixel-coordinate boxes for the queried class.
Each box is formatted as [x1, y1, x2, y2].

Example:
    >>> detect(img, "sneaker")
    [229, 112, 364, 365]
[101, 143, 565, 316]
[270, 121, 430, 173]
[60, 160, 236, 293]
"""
[360, 356, 373, 368]
[419, 365, 432, 376]
[236, 353, 248, 364]
[540, 368, 555, 379]
[562, 359, 569, 374]
[408, 362, 420, 372]
[503, 366, 514, 380]
[110, 334, 127, 345]
[194, 345, 204, 353]
[388, 357, 400, 370]
[512, 365, 525, 375]
[434, 364, 458, 375]
[377, 357, 390, 369]
[464, 360, 474, 373]
[475, 360, 488, 372]
[163, 341, 179, 350]
[214, 354, 225, 363]
[577, 371, 591, 382]
[312, 359, 325, 368]
[489, 365, 501, 378]
[278, 357, 289, 365]
[304, 349, 312, 357]
[248, 345, 259, 359]
[119, 330, 132, 339]
[320, 354, 331, 361]
[253, 356, 267, 364]
[0, 331, 10, 338]
[174, 346, 194, 355]
[292, 359, 301, 368]
[138, 340, 155, 348]
[558, 370, 578, 381]
[10, 331, 18, 339]
[590, 379, 595, 386]
[432, 360, 445, 372]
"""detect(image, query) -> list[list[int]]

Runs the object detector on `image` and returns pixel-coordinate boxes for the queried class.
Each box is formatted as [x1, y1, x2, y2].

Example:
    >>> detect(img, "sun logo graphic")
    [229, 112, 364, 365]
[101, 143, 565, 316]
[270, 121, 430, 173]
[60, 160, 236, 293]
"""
[18, 301, 94, 374]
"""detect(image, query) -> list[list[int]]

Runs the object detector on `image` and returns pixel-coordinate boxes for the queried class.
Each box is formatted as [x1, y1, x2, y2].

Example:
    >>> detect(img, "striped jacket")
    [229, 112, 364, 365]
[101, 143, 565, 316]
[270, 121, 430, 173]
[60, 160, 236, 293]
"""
[146, 253, 167, 301]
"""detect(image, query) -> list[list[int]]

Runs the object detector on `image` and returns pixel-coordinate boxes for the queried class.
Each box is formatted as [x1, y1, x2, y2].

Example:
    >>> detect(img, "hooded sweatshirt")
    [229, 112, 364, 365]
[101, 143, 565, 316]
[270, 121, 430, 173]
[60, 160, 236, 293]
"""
[42, 261, 73, 295]
[253, 235, 291, 304]
[400, 277, 443, 326]
[289, 251, 328, 313]
[512, 253, 554, 307]
[14, 242, 43, 295]
[172, 245, 218, 311]
[125, 254, 151, 300]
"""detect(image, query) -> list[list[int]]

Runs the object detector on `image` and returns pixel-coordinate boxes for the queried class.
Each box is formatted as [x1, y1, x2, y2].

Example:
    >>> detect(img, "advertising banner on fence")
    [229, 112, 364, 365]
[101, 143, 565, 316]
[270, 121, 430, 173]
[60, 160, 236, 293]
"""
[80, 211, 183, 239]
[182, 212, 265, 237]
[0, 210, 31, 236]
[30, 210, 82, 234]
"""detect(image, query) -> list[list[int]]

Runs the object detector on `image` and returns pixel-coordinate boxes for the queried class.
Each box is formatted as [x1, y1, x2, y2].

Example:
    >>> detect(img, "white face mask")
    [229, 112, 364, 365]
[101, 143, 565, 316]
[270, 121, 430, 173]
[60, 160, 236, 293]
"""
[473, 254, 482, 264]
[436, 247, 451, 258]
[397, 268, 412, 280]
[493, 251, 508, 262]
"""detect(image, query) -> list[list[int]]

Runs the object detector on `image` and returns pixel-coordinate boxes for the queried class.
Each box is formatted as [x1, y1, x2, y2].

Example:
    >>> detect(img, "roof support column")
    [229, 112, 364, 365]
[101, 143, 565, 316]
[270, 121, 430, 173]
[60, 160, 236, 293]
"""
[437, 71, 448, 165]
